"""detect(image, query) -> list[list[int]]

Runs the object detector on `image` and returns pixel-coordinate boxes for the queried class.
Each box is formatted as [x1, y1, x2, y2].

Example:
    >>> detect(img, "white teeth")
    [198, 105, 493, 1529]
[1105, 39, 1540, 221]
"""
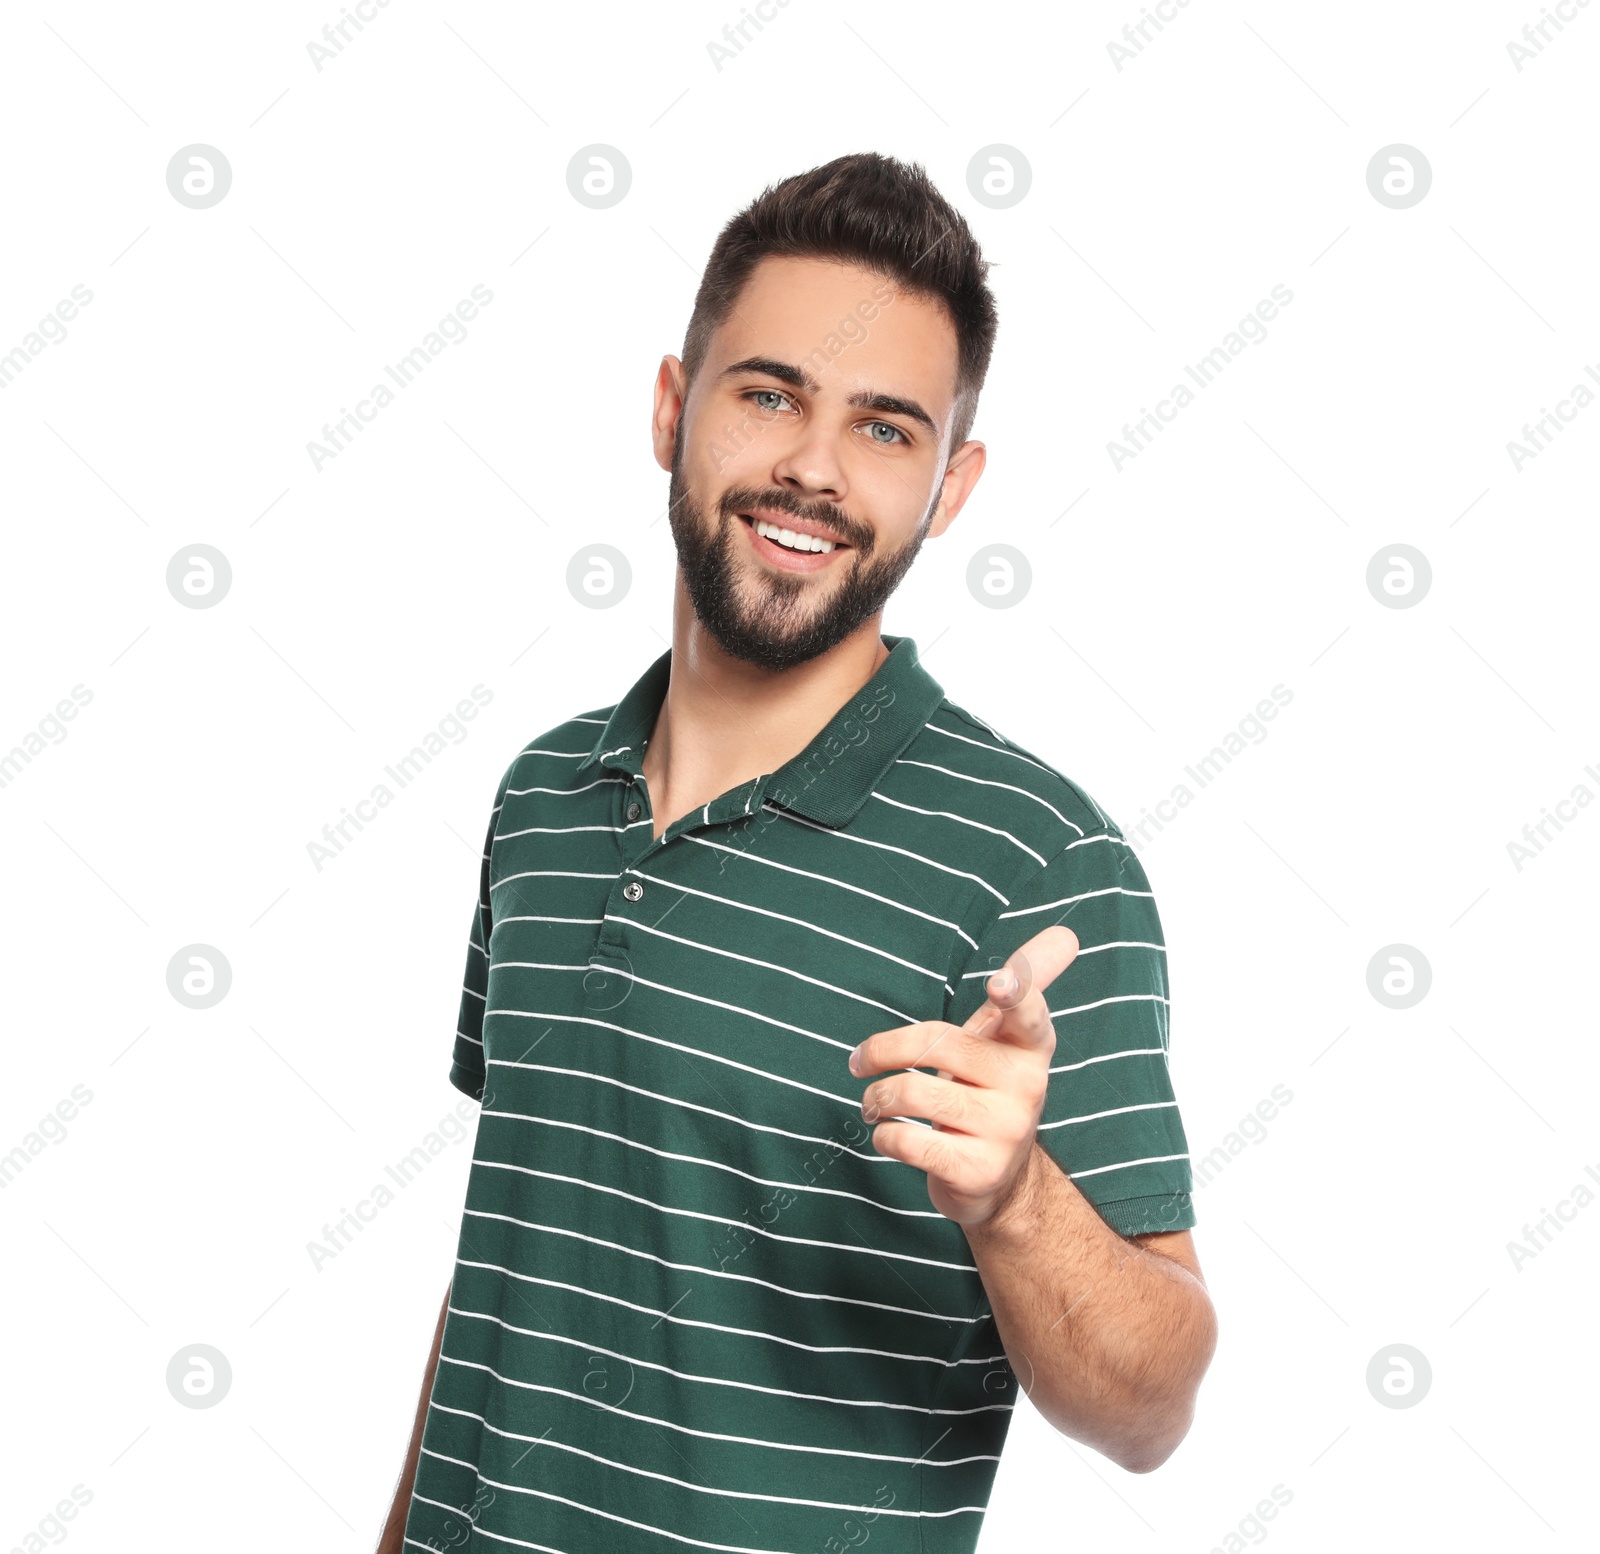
[754, 517, 835, 554]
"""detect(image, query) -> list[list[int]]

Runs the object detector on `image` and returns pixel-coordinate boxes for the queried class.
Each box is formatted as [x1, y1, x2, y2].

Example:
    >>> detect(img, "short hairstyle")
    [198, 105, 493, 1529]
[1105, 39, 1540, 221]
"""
[681, 152, 999, 450]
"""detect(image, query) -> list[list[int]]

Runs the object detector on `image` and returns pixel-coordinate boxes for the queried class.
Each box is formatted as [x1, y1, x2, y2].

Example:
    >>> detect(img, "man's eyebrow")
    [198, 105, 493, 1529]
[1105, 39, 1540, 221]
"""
[718, 356, 939, 438]
[845, 389, 938, 438]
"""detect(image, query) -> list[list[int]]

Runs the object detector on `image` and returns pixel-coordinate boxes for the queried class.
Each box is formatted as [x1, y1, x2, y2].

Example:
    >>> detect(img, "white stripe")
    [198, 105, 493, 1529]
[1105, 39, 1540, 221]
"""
[492, 962, 854, 1055]
[1063, 831, 1119, 851]
[485, 1007, 859, 1109]
[487, 1057, 897, 1167]
[432, 1453, 992, 1536]
[427, 1397, 997, 1477]
[420, 1445, 478, 1472]
[518, 746, 594, 760]
[752, 804, 1007, 907]
[923, 712, 1112, 831]
[1050, 1045, 1167, 1074]
[1037, 1100, 1177, 1130]
[998, 885, 1154, 919]
[606, 917, 920, 1023]
[491, 869, 615, 892]
[404, 1498, 512, 1550]
[437, 1312, 1007, 1425]
[683, 834, 980, 945]
[496, 913, 604, 928]
[504, 774, 626, 798]
[496, 822, 627, 840]
[462, 984, 485, 1002]
[956, 940, 1165, 980]
[1050, 993, 1170, 1017]
[922, 718, 1055, 775]
[480, 1108, 939, 1217]
[454, 1251, 985, 1334]
[452, 1471, 982, 1554]
[1068, 1151, 1190, 1179]
[894, 757, 1085, 834]
[870, 792, 1048, 866]
[456, 1028, 484, 1048]
[468, 1171, 976, 1272]
[421, 1434, 988, 1522]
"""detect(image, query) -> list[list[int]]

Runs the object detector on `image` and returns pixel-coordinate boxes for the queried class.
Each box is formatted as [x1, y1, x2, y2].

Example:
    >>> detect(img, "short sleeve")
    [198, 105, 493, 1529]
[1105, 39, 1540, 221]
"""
[449, 761, 514, 1101]
[945, 829, 1195, 1238]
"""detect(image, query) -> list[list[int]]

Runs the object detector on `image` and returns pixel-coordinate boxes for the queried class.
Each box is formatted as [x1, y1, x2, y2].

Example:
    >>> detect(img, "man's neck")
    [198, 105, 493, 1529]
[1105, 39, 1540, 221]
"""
[638, 576, 890, 839]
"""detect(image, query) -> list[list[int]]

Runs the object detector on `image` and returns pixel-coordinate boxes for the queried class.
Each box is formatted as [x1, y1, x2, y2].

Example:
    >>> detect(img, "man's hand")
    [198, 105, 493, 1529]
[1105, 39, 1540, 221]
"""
[847, 925, 1079, 1226]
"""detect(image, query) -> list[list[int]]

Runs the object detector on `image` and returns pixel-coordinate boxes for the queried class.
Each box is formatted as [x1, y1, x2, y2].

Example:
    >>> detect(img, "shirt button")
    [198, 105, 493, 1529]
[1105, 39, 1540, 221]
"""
[626, 801, 642, 821]
[622, 880, 643, 902]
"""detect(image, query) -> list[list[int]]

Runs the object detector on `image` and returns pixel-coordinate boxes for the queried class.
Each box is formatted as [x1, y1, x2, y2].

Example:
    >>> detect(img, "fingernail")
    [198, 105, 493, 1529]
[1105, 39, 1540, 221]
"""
[848, 1045, 861, 1074]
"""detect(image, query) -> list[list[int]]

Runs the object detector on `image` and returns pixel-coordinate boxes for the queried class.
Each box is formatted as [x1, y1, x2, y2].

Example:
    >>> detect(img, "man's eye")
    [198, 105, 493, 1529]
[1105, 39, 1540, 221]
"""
[748, 389, 792, 413]
[863, 421, 906, 445]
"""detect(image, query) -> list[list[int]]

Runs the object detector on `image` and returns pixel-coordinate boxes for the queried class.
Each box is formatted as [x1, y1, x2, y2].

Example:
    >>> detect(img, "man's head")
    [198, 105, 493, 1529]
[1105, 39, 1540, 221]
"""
[652, 152, 998, 672]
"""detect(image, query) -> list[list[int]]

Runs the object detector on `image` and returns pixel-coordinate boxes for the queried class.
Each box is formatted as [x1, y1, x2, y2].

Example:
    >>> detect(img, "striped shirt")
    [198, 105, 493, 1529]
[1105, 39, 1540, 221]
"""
[403, 632, 1195, 1554]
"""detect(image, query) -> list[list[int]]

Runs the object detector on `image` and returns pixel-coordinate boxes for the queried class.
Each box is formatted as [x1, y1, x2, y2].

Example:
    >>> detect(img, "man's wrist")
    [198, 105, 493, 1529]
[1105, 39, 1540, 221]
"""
[972, 1139, 1053, 1244]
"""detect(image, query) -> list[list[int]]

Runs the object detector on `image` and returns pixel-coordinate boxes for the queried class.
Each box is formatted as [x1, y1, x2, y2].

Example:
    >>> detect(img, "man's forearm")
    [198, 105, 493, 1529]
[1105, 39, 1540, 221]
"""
[962, 1143, 1216, 1473]
[376, 1284, 450, 1553]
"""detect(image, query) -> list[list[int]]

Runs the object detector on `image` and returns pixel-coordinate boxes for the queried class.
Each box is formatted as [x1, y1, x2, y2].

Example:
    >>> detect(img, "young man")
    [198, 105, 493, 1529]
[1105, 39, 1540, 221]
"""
[382, 152, 1216, 1554]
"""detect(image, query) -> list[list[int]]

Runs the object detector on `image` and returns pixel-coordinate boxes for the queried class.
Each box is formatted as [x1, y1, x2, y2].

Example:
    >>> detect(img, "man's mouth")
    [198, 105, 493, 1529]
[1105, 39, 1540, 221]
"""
[736, 510, 850, 556]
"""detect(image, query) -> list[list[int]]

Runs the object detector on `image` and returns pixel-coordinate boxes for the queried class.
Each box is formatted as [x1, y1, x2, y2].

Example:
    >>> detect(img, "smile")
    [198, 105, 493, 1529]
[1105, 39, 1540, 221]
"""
[737, 513, 849, 571]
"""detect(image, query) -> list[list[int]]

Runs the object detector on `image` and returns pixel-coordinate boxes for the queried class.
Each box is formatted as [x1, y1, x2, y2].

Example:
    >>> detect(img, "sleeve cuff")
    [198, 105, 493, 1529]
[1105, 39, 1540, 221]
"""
[450, 1060, 486, 1102]
[1091, 1191, 1196, 1237]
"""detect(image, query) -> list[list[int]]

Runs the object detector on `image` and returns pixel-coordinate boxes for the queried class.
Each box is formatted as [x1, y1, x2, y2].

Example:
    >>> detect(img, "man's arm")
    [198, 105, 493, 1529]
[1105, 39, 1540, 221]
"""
[849, 925, 1215, 1474]
[376, 1284, 450, 1553]
[962, 1146, 1216, 1471]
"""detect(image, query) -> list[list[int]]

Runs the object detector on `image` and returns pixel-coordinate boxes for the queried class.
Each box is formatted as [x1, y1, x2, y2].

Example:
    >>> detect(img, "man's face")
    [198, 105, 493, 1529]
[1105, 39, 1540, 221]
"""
[657, 255, 977, 672]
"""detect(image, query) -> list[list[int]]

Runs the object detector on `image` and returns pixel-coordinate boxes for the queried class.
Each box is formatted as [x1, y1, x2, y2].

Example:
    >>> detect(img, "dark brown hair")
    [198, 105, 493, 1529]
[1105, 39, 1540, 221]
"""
[681, 152, 998, 450]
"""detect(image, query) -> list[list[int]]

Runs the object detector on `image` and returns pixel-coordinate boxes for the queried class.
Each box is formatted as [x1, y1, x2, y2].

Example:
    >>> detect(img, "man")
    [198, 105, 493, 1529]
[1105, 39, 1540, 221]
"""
[382, 151, 1216, 1553]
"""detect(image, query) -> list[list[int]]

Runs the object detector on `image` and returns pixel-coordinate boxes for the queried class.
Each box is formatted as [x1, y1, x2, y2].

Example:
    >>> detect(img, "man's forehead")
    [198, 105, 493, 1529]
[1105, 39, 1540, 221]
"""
[706, 254, 958, 406]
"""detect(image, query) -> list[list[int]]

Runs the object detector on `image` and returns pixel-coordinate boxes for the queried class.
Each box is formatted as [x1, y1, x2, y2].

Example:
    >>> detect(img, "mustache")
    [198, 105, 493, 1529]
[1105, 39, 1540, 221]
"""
[718, 486, 867, 549]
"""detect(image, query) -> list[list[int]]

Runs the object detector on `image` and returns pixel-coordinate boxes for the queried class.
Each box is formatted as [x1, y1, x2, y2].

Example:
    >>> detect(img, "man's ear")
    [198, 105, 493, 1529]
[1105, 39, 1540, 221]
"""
[652, 355, 688, 474]
[929, 439, 987, 538]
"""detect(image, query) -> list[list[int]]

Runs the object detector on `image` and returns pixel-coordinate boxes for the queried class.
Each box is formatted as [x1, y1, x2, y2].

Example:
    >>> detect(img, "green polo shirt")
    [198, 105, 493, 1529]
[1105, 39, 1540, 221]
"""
[405, 632, 1195, 1554]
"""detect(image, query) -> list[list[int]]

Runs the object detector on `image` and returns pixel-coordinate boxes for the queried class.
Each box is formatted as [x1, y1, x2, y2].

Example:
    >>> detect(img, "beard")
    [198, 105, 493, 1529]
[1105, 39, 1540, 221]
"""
[665, 435, 939, 673]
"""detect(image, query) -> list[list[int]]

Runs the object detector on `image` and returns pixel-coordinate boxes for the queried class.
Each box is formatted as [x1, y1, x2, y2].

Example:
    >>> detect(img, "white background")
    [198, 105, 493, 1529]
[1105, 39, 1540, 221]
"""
[2, 2, 1596, 1550]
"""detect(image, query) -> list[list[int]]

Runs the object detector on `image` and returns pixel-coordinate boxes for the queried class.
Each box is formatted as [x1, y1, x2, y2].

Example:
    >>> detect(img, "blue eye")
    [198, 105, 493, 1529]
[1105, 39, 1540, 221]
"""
[748, 389, 792, 413]
[865, 421, 906, 445]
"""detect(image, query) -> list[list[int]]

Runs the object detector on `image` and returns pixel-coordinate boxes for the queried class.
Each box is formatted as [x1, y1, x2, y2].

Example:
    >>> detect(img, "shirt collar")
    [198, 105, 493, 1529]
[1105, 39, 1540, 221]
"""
[575, 633, 945, 829]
